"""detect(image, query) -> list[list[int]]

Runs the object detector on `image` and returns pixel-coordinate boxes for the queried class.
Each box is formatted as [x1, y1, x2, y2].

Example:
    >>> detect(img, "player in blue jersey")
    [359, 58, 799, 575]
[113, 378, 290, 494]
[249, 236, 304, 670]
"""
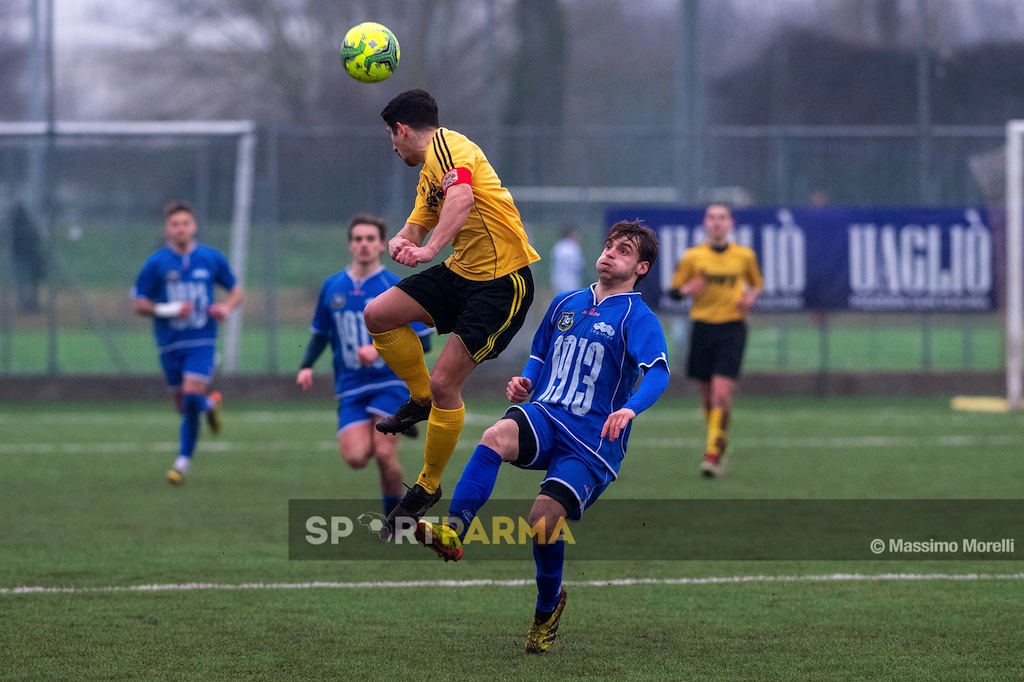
[296, 214, 432, 516]
[414, 219, 669, 653]
[132, 201, 243, 485]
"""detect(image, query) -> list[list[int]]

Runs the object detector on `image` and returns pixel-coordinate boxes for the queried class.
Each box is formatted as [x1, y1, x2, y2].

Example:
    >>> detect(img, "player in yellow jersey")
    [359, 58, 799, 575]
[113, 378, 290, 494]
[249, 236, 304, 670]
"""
[363, 89, 540, 530]
[669, 203, 763, 478]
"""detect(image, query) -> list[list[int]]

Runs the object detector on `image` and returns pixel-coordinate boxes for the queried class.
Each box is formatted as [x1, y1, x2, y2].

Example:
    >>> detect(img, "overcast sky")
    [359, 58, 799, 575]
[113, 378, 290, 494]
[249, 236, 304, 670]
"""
[29, 0, 1024, 53]
[41, 0, 827, 49]
[55, 0, 151, 48]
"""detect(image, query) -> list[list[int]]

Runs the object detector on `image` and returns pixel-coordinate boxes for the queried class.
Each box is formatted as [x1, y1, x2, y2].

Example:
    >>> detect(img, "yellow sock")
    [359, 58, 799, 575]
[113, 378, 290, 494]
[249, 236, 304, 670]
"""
[416, 404, 465, 493]
[370, 326, 431, 403]
[706, 408, 724, 456]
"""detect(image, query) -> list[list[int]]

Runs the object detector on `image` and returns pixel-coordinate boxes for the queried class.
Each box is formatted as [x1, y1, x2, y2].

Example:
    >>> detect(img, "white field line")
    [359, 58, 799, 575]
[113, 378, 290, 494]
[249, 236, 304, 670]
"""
[4, 573, 1024, 596]
[0, 408, 1008, 427]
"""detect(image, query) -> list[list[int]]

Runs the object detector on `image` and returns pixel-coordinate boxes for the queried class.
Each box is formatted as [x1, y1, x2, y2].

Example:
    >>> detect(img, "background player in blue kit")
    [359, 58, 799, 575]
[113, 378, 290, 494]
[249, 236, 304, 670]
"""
[415, 219, 669, 653]
[296, 214, 432, 516]
[132, 201, 243, 485]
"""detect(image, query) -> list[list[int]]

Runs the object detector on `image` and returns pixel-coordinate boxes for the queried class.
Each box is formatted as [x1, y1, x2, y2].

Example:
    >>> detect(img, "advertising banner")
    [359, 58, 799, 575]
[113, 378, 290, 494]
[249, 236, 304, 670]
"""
[605, 207, 995, 313]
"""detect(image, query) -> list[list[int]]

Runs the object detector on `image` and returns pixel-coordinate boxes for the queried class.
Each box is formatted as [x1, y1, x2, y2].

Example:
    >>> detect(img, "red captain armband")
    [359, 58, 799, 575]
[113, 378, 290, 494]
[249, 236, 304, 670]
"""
[441, 167, 472, 194]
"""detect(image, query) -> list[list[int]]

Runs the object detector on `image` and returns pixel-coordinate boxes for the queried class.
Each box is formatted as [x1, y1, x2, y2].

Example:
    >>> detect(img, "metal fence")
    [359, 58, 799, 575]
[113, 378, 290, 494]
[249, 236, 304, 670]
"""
[0, 123, 1009, 376]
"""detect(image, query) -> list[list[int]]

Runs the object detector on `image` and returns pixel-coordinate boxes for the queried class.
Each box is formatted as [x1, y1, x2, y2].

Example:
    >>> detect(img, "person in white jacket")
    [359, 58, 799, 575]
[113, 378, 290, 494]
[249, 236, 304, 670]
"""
[549, 225, 584, 294]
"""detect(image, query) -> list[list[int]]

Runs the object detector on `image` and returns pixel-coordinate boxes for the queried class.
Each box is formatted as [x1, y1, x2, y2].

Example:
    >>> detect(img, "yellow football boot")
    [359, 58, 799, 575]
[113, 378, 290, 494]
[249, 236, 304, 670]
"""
[414, 519, 463, 562]
[525, 588, 567, 654]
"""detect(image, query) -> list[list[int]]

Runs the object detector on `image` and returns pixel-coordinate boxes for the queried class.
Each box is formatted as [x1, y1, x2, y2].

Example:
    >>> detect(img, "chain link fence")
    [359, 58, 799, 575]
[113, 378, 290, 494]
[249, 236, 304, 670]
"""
[0, 123, 1008, 376]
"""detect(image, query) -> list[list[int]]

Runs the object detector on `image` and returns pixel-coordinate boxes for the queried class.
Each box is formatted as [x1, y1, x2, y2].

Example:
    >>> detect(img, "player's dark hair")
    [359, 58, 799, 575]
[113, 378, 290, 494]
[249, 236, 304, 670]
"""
[163, 200, 194, 219]
[381, 89, 439, 131]
[348, 213, 388, 241]
[605, 219, 659, 284]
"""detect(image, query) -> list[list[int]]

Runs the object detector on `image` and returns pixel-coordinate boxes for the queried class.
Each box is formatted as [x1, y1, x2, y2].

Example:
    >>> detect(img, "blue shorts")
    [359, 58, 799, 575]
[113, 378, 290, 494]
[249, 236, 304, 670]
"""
[160, 345, 216, 388]
[505, 403, 615, 521]
[337, 382, 409, 434]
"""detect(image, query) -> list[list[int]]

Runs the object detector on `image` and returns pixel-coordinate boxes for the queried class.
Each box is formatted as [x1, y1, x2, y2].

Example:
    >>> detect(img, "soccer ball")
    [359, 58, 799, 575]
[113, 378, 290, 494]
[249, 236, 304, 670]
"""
[341, 22, 400, 83]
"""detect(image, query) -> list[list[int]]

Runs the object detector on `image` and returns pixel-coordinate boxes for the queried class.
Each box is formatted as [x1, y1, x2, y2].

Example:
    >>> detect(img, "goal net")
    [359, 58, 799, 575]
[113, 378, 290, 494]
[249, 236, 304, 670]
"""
[0, 121, 255, 375]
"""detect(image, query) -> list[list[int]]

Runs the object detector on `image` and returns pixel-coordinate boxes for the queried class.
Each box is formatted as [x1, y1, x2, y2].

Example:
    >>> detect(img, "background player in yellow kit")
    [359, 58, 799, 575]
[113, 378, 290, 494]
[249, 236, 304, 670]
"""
[670, 202, 763, 478]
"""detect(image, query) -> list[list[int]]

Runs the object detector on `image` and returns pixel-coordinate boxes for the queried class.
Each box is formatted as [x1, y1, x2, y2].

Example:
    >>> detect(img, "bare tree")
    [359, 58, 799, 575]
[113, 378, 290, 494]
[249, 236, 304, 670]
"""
[58, 0, 523, 125]
[133, 0, 360, 122]
[503, 0, 567, 127]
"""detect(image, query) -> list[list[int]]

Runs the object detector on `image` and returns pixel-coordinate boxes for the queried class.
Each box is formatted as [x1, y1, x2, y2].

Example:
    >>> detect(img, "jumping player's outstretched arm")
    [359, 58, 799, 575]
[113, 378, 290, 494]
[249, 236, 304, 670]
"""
[392, 184, 474, 267]
[418, 183, 474, 257]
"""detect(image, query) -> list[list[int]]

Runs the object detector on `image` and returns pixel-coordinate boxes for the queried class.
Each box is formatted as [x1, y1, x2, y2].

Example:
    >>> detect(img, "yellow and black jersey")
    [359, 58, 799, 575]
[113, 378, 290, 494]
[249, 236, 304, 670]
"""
[407, 127, 540, 281]
[670, 242, 763, 323]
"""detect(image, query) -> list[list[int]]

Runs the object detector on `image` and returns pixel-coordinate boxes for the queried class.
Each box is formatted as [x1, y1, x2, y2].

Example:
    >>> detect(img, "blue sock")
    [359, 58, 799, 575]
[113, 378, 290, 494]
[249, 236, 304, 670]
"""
[448, 444, 503, 537]
[179, 393, 205, 458]
[533, 539, 566, 613]
[382, 493, 402, 517]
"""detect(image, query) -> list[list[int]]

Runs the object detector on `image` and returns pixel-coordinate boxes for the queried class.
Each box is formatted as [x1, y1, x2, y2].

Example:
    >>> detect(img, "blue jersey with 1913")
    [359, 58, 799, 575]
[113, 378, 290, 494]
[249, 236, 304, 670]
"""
[133, 245, 237, 353]
[310, 267, 432, 399]
[528, 286, 668, 474]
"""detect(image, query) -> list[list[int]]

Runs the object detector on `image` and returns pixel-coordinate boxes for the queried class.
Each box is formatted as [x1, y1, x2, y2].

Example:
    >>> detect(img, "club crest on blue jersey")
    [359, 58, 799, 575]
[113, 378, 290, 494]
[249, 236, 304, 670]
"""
[165, 270, 180, 282]
[331, 293, 347, 308]
[557, 312, 574, 331]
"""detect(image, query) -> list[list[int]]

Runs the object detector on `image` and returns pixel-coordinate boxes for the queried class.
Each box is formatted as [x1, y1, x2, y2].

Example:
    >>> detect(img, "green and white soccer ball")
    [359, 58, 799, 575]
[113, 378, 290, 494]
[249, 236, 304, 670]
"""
[341, 22, 400, 83]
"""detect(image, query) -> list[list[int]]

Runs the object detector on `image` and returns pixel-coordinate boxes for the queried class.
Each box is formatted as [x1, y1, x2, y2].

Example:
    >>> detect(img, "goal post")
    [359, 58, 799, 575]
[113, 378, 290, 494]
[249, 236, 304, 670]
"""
[222, 127, 257, 374]
[1007, 120, 1024, 410]
[0, 120, 256, 374]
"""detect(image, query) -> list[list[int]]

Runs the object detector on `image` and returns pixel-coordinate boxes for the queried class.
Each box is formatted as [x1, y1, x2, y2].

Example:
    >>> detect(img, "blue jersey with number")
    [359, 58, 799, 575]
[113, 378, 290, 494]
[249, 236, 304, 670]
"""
[133, 245, 237, 353]
[527, 286, 669, 475]
[310, 267, 432, 399]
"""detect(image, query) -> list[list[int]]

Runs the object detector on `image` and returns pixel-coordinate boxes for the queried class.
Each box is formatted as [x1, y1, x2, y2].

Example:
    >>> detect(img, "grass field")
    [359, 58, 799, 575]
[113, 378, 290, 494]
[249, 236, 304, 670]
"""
[0, 314, 1005, 374]
[2, 396, 1024, 680]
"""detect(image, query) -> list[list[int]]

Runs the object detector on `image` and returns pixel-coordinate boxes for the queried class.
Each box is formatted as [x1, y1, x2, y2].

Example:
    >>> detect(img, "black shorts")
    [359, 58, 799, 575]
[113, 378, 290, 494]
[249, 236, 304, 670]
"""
[396, 264, 534, 363]
[686, 320, 747, 382]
